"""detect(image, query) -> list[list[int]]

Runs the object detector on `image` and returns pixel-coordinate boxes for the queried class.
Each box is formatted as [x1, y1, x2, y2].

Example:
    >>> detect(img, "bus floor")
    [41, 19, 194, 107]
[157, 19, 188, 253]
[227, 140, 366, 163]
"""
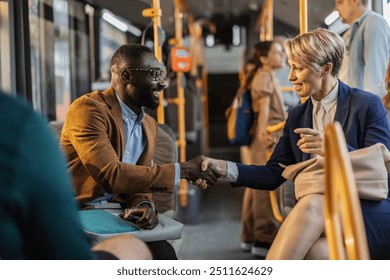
[173, 180, 265, 260]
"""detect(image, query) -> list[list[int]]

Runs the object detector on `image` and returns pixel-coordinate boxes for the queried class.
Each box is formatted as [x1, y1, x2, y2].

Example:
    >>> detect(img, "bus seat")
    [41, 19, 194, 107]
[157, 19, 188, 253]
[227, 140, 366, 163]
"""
[152, 124, 179, 218]
[279, 180, 297, 217]
[48, 120, 64, 143]
[324, 122, 369, 260]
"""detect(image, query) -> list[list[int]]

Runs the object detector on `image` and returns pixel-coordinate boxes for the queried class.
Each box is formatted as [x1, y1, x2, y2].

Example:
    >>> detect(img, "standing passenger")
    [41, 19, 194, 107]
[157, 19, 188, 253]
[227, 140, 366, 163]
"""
[240, 41, 286, 257]
[273, 35, 300, 112]
[236, 57, 256, 167]
[335, 0, 390, 97]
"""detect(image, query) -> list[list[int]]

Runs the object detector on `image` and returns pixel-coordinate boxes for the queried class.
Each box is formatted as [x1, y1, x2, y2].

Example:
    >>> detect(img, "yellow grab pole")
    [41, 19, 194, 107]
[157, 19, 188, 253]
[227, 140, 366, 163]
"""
[259, 0, 273, 41]
[142, 0, 165, 124]
[180, 3, 211, 157]
[193, 19, 215, 156]
[266, 0, 273, 41]
[299, 0, 308, 34]
[174, 0, 188, 207]
[259, 0, 284, 222]
[267, 118, 286, 223]
[259, 3, 266, 41]
[299, 0, 308, 104]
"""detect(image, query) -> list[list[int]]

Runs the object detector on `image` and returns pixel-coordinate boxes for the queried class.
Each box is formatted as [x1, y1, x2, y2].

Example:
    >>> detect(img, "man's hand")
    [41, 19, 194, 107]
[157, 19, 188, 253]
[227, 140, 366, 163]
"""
[122, 204, 158, 230]
[189, 157, 228, 188]
[180, 155, 222, 189]
[294, 128, 324, 157]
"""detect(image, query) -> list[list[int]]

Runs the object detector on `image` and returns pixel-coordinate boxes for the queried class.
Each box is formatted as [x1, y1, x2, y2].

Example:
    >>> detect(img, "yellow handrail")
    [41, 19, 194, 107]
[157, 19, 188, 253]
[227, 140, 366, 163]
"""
[259, 0, 284, 223]
[142, 0, 165, 124]
[181, 1, 213, 156]
[266, 121, 286, 134]
[259, 0, 274, 42]
[192, 19, 215, 156]
[299, 0, 308, 34]
[263, 0, 308, 223]
[173, 0, 188, 207]
[324, 122, 369, 259]
[265, 121, 285, 223]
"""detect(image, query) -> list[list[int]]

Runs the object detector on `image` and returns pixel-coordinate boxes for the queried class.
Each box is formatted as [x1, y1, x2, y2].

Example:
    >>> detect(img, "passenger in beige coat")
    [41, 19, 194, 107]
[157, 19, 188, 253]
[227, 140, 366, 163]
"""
[240, 40, 286, 257]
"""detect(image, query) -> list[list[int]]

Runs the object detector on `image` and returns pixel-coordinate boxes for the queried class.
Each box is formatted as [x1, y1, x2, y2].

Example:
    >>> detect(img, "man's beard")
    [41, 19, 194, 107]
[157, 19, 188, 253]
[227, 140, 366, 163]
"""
[134, 86, 159, 110]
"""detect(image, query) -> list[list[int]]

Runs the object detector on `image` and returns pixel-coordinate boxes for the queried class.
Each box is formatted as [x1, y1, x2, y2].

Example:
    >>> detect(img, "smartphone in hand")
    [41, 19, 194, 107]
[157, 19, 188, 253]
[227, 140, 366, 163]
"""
[119, 213, 141, 223]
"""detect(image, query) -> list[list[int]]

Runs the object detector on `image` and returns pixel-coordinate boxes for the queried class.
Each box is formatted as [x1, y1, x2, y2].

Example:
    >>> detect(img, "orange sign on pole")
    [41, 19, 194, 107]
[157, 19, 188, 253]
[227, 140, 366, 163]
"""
[171, 46, 191, 72]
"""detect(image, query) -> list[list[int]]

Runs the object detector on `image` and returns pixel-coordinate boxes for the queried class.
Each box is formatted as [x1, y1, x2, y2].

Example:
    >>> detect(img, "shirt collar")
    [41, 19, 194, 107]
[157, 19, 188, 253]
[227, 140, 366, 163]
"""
[311, 80, 338, 113]
[353, 10, 369, 27]
[115, 93, 145, 124]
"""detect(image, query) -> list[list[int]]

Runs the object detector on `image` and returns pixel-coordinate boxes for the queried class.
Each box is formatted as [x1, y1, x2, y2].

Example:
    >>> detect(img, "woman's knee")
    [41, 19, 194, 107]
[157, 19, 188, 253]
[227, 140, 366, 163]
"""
[295, 194, 324, 216]
[304, 237, 329, 260]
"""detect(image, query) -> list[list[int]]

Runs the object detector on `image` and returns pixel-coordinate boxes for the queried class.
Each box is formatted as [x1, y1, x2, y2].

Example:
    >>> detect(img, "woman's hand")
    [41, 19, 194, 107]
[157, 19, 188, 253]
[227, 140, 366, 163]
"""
[189, 157, 227, 189]
[294, 128, 324, 157]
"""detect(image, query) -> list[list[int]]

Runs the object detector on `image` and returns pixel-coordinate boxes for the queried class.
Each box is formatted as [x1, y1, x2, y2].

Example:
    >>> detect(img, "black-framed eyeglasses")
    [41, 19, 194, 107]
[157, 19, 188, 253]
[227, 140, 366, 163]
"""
[126, 68, 166, 81]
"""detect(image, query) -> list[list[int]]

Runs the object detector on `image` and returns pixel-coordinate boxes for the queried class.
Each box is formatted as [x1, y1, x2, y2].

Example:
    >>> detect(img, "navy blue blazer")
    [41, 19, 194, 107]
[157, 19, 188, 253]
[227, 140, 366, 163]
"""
[235, 80, 390, 190]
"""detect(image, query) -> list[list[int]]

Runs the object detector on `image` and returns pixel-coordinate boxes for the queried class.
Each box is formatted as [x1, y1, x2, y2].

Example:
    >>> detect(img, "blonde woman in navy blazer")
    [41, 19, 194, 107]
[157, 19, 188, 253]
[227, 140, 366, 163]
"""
[199, 29, 390, 259]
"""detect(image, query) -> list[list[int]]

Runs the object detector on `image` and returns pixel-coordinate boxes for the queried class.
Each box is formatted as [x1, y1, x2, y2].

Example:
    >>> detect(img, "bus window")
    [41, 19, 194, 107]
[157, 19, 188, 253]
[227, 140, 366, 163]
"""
[29, 0, 89, 120]
[99, 10, 128, 82]
[53, 0, 71, 121]
[0, 0, 12, 93]
[383, 0, 390, 26]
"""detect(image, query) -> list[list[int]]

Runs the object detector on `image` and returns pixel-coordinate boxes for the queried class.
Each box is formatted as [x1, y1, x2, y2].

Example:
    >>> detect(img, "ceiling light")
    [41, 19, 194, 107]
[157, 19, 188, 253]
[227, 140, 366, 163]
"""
[102, 11, 142, 37]
[325, 11, 339, 26]
[102, 11, 128, 32]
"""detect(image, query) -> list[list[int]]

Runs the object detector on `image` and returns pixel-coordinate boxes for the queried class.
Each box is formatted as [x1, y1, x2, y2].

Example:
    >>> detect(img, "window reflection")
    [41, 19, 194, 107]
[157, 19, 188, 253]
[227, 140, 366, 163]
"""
[99, 10, 127, 82]
[29, 0, 74, 120]
[384, 1, 390, 26]
[53, 0, 71, 121]
[0, 0, 11, 93]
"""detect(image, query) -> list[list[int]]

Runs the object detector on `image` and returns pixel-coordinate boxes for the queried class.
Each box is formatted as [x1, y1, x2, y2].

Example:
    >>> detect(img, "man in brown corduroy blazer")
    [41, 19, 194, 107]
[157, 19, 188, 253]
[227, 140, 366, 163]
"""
[61, 44, 218, 259]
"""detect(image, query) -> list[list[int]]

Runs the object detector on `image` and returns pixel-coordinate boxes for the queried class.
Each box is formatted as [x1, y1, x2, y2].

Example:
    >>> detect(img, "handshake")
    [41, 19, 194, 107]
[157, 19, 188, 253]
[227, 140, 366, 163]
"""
[179, 156, 227, 189]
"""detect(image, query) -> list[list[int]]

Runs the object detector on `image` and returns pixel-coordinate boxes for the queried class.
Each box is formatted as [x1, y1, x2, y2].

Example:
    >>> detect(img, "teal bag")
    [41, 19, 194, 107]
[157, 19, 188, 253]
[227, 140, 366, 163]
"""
[78, 209, 139, 234]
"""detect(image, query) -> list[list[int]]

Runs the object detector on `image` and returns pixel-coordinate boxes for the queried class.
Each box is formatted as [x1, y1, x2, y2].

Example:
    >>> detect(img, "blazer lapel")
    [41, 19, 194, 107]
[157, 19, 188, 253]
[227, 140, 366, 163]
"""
[138, 117, 155, 166]
[334, 80, 351, 131]
[301, 99, 314, 161]
[101, 87, 125, 155]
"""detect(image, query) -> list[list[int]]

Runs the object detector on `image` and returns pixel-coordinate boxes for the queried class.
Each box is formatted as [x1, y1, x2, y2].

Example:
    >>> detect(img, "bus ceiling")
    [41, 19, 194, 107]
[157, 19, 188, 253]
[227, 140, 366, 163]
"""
[85, 0, 337, 38]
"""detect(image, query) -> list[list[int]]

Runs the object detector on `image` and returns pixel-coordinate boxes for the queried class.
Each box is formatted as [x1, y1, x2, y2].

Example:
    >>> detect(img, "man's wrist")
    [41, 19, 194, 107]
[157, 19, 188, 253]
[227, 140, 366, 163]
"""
[136, 200, 157, 213]
[179, 162, 188, 179]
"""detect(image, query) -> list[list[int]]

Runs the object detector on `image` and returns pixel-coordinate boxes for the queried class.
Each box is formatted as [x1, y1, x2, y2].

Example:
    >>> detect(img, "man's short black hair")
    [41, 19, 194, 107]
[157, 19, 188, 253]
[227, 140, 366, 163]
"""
[110, 44, 153, 69]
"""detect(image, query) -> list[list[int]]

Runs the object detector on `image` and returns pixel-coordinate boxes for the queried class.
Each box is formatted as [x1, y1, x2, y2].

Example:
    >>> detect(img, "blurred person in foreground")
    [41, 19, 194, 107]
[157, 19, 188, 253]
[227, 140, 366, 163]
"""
[0, 92, 152, 260]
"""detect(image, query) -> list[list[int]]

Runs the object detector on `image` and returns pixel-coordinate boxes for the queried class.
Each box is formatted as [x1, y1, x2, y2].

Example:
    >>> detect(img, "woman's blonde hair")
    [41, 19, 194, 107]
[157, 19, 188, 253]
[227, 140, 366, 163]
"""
[284, 28, 345, 76]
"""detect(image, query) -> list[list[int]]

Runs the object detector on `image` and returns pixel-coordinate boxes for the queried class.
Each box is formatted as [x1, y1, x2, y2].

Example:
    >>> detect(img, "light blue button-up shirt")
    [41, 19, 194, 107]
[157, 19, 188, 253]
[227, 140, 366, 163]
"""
[116, 94, 146, 164]
[340, 10, 390, 97]
[116, 94, 181, 187]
